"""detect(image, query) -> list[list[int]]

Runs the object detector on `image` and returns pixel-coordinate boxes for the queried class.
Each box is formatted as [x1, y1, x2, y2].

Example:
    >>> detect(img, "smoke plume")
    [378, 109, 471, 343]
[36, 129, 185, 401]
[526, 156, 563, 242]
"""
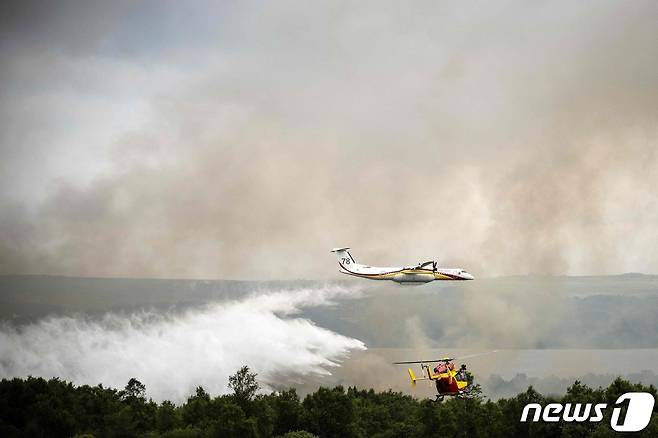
[0, 0, 657, 278]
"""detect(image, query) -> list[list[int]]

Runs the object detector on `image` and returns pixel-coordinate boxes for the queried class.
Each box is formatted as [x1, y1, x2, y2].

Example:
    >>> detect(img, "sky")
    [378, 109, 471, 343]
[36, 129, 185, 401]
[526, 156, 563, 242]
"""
[1, 0, 657, 279]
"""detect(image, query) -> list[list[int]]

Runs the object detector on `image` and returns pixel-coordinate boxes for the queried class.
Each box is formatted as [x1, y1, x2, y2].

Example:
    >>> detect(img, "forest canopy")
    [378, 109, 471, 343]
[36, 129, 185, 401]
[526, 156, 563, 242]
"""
[0, 366, 656, 438]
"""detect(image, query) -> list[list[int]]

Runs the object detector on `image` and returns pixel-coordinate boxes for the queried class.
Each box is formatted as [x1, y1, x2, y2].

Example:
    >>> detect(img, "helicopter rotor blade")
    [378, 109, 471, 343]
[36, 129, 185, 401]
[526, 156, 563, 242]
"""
[393, 351, 498, 365]
[453, 350, 499, 361]
[393, 358, 454, 364]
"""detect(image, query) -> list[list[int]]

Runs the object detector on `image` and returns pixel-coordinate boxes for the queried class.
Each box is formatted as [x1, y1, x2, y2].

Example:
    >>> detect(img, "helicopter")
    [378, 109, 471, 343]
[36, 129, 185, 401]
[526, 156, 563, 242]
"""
[393, 351, 496, 401]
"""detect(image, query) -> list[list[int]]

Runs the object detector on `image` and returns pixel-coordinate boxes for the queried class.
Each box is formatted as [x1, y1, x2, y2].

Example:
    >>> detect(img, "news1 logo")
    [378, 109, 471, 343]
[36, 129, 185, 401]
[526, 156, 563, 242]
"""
[521, 392, 655, 432]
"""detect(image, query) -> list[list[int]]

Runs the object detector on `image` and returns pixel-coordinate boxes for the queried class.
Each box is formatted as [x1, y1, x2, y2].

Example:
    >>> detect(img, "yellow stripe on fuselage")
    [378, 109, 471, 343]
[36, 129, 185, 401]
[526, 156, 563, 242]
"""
[339, 263, 463, 281]
[356, 270, 458, 280]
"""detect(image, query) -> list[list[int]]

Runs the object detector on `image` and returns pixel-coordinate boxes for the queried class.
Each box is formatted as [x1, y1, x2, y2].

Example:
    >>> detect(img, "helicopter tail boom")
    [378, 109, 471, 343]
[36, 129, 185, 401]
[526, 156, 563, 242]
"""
[407, 368, 429, 385]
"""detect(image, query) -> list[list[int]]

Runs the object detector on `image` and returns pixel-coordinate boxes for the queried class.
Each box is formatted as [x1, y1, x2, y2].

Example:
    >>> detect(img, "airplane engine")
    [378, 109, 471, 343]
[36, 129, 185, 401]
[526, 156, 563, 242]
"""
[392, 273, 434, 284]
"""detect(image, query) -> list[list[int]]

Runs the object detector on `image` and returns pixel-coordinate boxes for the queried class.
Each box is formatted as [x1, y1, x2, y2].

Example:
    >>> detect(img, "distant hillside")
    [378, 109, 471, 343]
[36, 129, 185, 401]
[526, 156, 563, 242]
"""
[2, 274, 657, 348]
[0, 275, 332, 322]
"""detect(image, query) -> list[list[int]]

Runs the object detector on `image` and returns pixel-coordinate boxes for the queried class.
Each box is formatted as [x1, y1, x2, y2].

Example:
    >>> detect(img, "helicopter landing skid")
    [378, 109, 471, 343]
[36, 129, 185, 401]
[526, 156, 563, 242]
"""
[434, 389, 472, 402]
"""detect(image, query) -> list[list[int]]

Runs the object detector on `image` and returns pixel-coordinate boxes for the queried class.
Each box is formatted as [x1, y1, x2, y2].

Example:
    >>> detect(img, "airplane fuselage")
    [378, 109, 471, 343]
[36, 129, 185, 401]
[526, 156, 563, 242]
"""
[332, 247, 474, 284]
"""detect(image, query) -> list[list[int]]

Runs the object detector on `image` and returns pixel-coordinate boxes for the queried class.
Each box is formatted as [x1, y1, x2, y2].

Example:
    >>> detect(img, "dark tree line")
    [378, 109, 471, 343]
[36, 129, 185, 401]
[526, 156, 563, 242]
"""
[0, 366, 656, 437]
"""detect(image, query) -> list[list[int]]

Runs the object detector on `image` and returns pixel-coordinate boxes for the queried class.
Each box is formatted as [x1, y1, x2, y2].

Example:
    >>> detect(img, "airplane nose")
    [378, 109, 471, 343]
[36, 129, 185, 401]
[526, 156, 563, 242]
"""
[464, 272, 475, 280]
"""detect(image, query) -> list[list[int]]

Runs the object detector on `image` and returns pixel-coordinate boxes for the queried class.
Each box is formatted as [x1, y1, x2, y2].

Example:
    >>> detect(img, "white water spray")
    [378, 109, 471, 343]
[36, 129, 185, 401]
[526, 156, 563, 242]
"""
[0, 285, 366, 401]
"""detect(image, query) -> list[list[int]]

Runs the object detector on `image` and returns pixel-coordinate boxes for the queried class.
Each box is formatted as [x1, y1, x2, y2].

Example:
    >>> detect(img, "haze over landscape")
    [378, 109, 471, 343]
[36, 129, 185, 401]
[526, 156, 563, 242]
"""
[1, 274, 657, 401]
[1, 0, 657, 404]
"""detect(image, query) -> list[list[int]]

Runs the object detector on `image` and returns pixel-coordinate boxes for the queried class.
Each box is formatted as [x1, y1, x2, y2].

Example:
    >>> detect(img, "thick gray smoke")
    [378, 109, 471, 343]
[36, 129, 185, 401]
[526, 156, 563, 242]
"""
[0, 285, 366, 401]
[1, 0, 657, 278]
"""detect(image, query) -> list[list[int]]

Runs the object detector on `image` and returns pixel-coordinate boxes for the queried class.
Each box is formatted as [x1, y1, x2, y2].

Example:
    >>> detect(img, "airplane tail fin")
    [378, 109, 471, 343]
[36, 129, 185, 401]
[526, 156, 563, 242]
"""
[331, 247, 356, 266]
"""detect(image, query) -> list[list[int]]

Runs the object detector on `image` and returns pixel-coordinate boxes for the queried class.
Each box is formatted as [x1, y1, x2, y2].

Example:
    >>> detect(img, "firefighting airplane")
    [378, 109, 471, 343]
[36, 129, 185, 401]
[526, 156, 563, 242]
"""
[331, 247, 474, 284]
